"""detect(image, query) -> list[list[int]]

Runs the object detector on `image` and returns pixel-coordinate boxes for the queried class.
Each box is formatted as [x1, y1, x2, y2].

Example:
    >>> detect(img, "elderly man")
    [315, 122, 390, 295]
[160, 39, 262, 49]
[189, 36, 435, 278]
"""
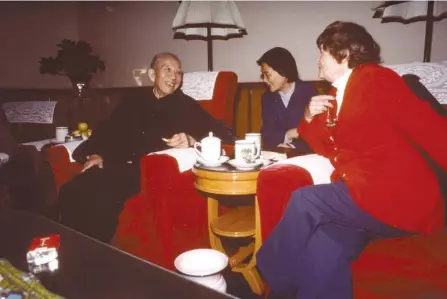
[58, 52, 234, 243]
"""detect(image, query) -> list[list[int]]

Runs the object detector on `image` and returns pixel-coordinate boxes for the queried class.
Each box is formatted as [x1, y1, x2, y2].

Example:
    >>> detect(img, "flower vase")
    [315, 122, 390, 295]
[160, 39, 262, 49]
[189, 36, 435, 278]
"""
[72, 82, 88, 126]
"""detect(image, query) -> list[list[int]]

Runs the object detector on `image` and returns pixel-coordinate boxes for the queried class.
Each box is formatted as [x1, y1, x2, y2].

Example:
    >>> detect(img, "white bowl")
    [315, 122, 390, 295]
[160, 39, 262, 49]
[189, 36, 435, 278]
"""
[174, 249, 228, 277]
[183, 273, 227, 293]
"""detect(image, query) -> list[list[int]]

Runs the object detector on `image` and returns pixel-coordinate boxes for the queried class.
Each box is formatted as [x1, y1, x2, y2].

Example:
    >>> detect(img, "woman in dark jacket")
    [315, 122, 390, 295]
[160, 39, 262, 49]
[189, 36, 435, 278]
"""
[257, 47, 317, 152]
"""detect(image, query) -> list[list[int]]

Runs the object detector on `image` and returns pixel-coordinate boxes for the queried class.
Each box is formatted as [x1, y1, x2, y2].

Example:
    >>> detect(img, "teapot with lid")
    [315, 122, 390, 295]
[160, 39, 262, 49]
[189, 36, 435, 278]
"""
[194, 132, 221, 162]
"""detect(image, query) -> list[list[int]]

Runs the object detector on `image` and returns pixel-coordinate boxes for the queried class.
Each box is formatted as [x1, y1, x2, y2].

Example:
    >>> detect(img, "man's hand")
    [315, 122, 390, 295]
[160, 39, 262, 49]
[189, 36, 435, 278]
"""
[81, 154, 103, 172]
[286, 128, 299, 140]
[304, 95, 335, 122]
[168, 133, 196, 149]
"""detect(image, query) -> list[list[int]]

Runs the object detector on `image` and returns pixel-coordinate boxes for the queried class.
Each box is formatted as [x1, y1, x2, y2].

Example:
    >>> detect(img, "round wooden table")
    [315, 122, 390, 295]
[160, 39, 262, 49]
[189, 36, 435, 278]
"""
[192, 164, 264, 295]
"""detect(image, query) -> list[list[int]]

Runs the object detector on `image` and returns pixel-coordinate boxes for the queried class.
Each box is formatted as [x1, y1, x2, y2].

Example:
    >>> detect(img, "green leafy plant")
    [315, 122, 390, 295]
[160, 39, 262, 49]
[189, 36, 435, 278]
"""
[39, 39, 106, 86]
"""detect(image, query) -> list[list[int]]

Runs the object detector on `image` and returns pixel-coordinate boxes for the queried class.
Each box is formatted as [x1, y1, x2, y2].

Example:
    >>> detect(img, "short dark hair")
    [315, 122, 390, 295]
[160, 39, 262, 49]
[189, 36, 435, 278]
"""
[256, 47, 299, 82]
[316, 21, 382, 68]
[150, 52, 181, 69]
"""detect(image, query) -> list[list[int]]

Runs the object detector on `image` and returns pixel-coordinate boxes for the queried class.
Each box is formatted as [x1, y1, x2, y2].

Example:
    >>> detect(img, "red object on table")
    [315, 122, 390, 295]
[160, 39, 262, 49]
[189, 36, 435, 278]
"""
[28, 234, 60, 252]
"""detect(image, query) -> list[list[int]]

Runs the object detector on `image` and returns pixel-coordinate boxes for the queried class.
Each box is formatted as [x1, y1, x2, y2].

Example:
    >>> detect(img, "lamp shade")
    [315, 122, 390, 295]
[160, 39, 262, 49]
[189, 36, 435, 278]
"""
[172, 0, 247, 71]
[373, 1, 447, 23]
[172, 0, 247, 39]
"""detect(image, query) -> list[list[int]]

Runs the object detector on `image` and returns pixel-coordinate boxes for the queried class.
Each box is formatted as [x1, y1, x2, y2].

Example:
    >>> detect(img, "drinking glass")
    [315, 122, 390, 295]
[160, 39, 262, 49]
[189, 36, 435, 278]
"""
[325, 101, 337, 128]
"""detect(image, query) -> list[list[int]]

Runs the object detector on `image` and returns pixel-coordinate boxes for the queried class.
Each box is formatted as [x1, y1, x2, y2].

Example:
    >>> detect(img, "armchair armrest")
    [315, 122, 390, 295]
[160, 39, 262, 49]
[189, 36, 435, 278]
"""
[257, 154, 335, 240]
[122, 153, 209, 269]
[257, 164, 313, 241]
[146, 148, 197, 173]
[266, 154, 334, 185]
[47, 141, 85, 193]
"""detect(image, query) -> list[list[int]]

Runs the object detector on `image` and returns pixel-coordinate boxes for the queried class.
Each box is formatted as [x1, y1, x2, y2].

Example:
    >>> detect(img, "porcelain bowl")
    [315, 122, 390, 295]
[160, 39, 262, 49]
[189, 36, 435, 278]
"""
[174, 249, 229, 292]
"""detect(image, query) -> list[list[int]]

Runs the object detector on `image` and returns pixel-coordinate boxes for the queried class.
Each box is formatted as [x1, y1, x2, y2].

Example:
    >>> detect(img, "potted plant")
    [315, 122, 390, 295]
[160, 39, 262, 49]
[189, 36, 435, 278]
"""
[38, 39, 106, 93]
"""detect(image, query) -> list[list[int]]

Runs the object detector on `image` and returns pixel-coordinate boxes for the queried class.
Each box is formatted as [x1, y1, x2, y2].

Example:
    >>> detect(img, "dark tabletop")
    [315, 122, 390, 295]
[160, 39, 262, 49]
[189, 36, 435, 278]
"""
[0, 210, 238, 299]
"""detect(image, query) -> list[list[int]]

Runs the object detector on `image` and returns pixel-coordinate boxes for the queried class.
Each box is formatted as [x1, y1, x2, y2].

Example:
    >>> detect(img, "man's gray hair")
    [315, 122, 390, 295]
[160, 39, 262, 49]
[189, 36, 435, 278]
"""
[150, 52, 181, 69]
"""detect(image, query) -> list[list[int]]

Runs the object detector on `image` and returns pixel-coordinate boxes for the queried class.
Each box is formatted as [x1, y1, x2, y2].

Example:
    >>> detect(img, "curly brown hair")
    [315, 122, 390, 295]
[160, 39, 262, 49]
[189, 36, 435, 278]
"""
[316, 21, 382, 68]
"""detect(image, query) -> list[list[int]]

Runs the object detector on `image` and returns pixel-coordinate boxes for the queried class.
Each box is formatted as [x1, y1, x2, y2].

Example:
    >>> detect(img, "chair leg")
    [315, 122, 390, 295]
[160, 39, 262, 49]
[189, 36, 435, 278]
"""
[241, 267, 264, 295]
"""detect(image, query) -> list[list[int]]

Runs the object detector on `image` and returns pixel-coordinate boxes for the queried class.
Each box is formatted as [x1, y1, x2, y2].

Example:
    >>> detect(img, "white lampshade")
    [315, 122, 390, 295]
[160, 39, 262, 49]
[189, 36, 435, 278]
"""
[172, 0, 247, 39]
[172, 0, 247, 71]
[373, 1, 447, 22]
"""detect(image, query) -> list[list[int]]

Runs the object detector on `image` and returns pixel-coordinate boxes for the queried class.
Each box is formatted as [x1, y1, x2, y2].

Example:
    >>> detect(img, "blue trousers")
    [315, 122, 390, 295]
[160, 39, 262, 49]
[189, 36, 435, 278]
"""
[256, 180, 409, 299]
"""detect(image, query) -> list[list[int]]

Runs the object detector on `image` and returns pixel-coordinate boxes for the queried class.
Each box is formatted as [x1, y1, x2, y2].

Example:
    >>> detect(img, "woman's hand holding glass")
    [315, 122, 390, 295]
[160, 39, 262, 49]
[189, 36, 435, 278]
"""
[304, 95, 336, 123]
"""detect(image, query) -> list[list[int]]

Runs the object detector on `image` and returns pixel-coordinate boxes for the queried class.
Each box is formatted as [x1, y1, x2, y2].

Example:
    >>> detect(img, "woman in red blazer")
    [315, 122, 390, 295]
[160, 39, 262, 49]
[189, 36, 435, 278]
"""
[256, 21, 447, 299]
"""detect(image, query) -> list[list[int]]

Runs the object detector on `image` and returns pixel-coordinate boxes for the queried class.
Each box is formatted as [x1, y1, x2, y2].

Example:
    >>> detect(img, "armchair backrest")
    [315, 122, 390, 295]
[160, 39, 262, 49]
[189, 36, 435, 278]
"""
[386, 61, 447, 107]
[189, 71, 238, 128]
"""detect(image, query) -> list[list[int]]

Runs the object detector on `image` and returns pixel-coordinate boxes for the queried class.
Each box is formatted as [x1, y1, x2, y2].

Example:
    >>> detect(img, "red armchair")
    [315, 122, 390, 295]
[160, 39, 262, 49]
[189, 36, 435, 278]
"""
[112, 71, 238, 269]
[47, 71, 238, 269]
[257, 164, 447, 299]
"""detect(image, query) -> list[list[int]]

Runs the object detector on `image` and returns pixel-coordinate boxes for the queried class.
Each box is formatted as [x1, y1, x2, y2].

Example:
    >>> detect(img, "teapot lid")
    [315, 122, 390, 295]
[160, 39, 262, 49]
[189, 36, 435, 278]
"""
[203, 132, 220, 141]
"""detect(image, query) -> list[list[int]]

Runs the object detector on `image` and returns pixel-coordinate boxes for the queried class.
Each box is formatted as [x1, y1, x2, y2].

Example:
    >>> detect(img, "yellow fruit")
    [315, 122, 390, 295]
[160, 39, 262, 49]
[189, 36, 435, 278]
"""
[78, 122, 88, 132]
[87, 129, 92, 137]
[72, 130, 81, 135]
[81, 131, 88, 136]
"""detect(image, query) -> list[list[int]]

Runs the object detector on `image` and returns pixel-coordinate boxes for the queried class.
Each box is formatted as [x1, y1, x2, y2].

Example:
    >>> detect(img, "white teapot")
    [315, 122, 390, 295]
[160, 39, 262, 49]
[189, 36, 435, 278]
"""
[194, 132, 221, 162]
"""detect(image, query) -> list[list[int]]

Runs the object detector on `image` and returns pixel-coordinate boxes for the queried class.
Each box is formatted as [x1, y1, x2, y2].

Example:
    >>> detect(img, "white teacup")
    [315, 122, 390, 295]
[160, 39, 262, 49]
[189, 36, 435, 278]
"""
[245, 133, 262, 154]
[55, 126, 69, 142]
[194, 132, 221, 162]
[235, 139, 260, 163]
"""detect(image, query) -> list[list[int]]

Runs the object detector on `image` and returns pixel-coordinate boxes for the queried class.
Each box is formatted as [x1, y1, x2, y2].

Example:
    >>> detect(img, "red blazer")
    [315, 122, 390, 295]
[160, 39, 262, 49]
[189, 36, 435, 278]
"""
[298, 64, 447, 233]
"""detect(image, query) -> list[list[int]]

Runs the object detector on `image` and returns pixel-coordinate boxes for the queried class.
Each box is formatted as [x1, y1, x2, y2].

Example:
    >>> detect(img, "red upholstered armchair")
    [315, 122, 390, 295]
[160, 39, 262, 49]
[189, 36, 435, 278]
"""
[113, 71, 238, 269]
[112, 71, 237, 269]
[48, 71, 238, 269]
[257, 163, 447, 299]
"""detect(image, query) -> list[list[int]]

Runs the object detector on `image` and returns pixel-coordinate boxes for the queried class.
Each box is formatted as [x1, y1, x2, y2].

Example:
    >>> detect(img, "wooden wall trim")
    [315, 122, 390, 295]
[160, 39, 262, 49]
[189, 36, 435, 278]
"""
[234, 80, 331, 137]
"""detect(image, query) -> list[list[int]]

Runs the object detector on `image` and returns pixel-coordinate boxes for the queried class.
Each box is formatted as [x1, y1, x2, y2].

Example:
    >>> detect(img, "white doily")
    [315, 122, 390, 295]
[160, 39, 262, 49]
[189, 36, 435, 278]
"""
[147, 147, 197, 172]
[385, 61, 447, 104]
[181, 72, 219, 101]
[21, 139, 53, 151]
[0, 153, 9, 168]
[2, 101, 57, 124]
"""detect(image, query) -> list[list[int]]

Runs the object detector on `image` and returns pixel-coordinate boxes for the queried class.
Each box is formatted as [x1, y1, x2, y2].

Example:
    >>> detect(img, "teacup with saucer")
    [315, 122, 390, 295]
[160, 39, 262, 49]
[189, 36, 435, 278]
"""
[196, 155, 229, 168]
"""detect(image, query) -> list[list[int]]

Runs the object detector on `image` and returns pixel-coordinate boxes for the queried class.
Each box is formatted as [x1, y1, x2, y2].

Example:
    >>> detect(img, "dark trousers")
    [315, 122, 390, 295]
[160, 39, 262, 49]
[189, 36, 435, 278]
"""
[58, 162, 140, 243]
[256, 180, 409, 299]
